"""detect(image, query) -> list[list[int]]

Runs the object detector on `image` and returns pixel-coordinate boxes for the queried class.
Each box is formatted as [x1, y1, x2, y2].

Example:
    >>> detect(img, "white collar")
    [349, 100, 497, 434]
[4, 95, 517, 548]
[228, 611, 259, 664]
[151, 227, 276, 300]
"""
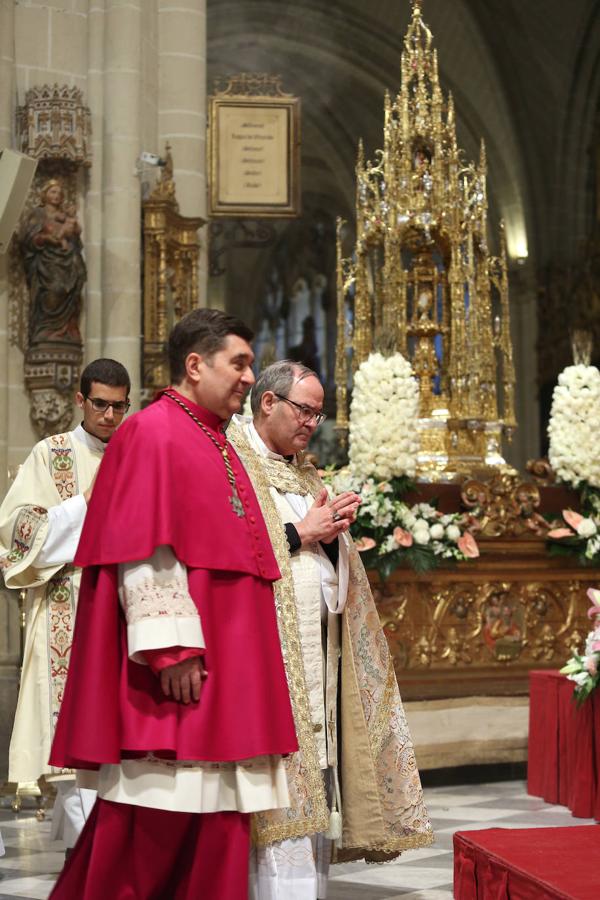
[72, 423, 107, 454]
[233, 415, 297, 465]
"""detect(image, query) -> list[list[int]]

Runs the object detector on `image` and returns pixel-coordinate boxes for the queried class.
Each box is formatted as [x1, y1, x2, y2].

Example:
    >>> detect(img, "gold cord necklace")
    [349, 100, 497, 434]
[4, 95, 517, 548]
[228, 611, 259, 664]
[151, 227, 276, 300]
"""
[164, 391, 245, 517]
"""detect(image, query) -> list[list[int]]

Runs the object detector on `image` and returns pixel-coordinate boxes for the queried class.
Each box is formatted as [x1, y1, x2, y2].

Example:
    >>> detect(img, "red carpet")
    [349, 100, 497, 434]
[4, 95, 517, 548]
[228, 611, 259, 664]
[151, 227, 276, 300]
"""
[454, 826, 600, 899]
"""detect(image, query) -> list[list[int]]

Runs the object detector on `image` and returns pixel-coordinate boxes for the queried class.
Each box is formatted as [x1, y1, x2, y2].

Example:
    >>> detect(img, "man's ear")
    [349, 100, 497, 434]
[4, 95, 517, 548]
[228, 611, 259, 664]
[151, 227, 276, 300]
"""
[184, 352, 204, 384]
[75, 391, 85, 410]
[261, 390, 277, 416]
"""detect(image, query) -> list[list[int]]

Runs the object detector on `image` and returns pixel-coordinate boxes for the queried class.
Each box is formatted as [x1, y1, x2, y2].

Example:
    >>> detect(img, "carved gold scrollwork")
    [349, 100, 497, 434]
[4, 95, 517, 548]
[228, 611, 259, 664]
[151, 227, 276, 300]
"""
[461, 472, 554, 538]
[373, 570, 594, 699]
[526, 457, 556, 487]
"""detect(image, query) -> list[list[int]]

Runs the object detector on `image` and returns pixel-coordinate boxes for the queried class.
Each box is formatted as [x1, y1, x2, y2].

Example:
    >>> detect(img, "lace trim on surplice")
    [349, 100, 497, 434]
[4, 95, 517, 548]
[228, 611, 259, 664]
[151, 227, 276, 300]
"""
[121, 576, 198, 625]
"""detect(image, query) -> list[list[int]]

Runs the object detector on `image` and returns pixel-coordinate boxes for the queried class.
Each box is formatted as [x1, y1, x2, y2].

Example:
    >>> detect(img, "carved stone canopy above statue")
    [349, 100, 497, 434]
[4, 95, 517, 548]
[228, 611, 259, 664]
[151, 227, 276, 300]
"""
[16, 84, 92, 170]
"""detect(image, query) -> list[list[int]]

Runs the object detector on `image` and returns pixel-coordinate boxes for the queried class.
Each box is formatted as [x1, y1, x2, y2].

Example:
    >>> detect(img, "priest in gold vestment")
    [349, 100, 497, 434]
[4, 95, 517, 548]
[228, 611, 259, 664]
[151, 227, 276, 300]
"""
[229, 360, 433, 900]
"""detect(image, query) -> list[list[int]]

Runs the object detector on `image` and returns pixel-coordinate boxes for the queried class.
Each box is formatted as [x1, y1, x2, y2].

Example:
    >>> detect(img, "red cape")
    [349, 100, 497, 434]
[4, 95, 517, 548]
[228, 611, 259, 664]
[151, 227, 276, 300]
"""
[50, 393, 297, 768]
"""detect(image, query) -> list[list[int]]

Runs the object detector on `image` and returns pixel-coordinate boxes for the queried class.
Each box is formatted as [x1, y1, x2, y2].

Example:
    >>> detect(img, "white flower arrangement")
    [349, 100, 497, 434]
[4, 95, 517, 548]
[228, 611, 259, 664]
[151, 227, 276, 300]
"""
[548, 364, 600, 489]
[323, 469, 479, 577]
[560, 588, 600, 703]
[547, 506, 600, 565]
[348, 352, 420, 481]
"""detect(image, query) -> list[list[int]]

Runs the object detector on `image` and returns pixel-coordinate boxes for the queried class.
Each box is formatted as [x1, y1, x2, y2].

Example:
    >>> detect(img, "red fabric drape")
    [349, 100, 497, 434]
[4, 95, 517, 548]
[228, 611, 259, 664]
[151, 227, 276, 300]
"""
[50, 799, 251, 900]
[528, 670, 600, 819]
[454, 826, 600, 900]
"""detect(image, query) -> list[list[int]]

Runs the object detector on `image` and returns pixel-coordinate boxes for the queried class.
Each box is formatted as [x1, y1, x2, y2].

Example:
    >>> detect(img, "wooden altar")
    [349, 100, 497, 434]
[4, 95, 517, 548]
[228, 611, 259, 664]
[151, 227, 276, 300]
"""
[374, 541, 594, 702]
[367, 476, 595, 769]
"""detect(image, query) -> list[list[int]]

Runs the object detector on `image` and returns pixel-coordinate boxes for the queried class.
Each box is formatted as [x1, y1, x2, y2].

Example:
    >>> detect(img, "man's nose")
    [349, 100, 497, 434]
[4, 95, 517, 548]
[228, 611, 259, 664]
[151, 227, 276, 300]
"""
[103, 405, 115, 421]
[242, 366, 256, 386]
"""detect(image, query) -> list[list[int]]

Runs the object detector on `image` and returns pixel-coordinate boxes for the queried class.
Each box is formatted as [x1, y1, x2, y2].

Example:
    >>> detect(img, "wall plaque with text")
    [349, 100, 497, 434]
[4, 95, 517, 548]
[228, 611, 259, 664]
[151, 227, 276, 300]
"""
[209, 76, 300, 218]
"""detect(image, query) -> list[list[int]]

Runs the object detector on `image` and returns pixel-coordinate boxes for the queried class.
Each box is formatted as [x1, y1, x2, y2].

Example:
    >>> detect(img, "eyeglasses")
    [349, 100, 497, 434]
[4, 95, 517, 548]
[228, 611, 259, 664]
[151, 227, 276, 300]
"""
[273, 393, 326, 426]
[85, 396, 130, 415]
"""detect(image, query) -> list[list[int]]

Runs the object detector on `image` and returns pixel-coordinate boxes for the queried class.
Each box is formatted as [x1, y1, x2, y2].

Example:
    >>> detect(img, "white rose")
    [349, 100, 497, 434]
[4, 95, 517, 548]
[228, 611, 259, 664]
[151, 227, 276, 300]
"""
[577, 518, 598, 538]
[430, 523, 445, 539]
[414, 529, 431, 545]
[446, 524, 461, 541]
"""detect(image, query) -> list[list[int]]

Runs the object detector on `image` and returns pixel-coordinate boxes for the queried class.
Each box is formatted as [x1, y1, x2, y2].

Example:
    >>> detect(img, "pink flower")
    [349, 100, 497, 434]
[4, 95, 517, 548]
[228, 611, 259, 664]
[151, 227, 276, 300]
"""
[591, 640, 600, 653]
[393, 527, 413, 547]
[587, 588, 600, 610]
[355, 537, 376, 552]
[547, 528, 574, 539]
[563, 509, 583, 530]
[584, 656, 598, 676]
[458, 532, 480, 558]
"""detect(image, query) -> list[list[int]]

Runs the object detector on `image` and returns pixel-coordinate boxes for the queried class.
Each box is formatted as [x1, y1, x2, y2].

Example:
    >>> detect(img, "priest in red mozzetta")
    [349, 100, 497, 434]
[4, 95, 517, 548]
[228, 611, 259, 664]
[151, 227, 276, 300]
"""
[49, 309, 298, 899]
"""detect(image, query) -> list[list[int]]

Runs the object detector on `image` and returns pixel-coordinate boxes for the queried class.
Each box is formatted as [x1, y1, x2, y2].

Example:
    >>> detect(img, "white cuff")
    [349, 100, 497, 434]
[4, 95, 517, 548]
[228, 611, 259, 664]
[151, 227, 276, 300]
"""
[35, 494, 87, 567]
[127, 615, 205, 665]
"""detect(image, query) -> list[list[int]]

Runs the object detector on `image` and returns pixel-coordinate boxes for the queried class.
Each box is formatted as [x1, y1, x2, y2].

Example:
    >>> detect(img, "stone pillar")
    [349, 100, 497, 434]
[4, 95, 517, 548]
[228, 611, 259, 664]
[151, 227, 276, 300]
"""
[101, 2, 143, 405]
[504, 260, 540, 471]
[0, 0, 21, 783]
[84, 0, 106, 366]
[0, 0, 14, 498]
[158, 0, 208, 305]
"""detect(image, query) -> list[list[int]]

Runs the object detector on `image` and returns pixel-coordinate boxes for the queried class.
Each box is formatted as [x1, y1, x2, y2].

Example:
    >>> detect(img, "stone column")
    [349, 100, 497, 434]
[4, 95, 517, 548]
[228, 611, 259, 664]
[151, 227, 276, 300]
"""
[101, 1, 143, 404]
[84, 0, 106, 365]
[504, 260, 540, 472]
[0, 0, 21, 782]
[0, 0, 14, 498]
[158, 0, 208, 305]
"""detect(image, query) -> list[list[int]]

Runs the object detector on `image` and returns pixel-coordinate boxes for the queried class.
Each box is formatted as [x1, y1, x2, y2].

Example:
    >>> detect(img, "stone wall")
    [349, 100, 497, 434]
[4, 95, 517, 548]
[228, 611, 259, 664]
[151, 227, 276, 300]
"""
[0, 0, 207, 782]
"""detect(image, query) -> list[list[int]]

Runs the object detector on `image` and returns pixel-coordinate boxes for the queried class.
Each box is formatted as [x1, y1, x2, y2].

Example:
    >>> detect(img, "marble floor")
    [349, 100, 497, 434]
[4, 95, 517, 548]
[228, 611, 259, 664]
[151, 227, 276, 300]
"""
[0, 779, 595, 899]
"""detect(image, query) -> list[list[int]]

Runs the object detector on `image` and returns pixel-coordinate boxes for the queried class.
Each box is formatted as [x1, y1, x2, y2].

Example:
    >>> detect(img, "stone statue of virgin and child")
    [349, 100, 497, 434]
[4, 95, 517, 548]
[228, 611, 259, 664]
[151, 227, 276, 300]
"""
[21, 179, 86, 348]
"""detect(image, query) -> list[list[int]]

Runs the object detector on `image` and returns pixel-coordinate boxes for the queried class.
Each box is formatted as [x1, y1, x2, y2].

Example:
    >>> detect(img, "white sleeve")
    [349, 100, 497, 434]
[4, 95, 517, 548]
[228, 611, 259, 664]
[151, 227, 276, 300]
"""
[118, 544, 205, 665]
[35, 494, 88, 567]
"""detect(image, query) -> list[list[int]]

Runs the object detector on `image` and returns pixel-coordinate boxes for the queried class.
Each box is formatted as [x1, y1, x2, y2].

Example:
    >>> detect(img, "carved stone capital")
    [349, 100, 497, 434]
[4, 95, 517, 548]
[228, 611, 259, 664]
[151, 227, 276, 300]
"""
[24, 345, 82, 439]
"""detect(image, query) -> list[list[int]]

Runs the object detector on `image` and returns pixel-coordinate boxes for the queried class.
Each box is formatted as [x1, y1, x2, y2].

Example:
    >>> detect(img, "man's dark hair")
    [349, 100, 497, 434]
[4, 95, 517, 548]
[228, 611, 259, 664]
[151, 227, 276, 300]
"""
[168, 308, 254, 384]
[80, 359, 131, 396]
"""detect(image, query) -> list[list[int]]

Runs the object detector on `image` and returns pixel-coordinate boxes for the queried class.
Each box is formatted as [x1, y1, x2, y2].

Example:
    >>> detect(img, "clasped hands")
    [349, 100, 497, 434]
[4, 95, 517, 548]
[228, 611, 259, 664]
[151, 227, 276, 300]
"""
[296, 488, 361, 546]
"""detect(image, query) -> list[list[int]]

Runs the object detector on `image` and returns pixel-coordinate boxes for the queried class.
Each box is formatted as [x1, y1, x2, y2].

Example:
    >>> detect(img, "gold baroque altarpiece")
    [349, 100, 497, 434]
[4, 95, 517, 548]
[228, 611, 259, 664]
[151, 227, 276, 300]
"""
[142, 147, 205, 398]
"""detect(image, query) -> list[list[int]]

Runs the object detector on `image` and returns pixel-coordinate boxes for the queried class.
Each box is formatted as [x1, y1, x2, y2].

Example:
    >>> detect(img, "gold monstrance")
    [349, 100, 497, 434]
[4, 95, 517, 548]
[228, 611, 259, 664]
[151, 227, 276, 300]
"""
[335, 1, 516, 478]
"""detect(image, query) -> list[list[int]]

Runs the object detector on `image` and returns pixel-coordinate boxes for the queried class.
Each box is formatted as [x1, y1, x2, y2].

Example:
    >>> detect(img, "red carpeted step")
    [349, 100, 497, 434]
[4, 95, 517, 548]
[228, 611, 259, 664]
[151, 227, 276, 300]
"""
[454, 825, 600, 899]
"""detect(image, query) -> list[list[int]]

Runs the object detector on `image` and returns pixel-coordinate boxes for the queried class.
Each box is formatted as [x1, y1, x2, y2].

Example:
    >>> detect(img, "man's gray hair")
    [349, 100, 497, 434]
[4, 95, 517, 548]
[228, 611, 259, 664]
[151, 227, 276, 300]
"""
[251, 360, 318, 416]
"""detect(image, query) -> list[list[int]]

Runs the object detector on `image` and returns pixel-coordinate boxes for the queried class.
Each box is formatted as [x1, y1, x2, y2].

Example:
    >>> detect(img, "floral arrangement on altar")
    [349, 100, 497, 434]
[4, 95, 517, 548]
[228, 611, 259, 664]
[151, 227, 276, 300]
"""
[546, 362, 600, 565]
[547, 498, 600, 567]
[560, 588, 600, 703]
[324, 468, 479, 578]
[321, 351, 480, 577]
[348, 351, 420, 481]
[548, 364, 600, 490]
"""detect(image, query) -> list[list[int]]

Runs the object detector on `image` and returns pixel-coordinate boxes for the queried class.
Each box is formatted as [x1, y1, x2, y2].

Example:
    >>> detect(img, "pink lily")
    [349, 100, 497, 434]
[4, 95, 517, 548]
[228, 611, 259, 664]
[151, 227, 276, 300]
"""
[587, 588, 600, 620]
[547, 528, 574, 539]
[393, 527, 413, 547]
[458, 532, 480, 558]
[355, 537, 376, 552]
[563, 509, 583, 530]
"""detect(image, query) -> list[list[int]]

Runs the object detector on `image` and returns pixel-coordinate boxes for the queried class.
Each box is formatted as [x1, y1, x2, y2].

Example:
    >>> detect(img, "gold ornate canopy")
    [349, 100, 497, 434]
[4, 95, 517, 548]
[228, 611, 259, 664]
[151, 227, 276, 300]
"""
[336, 0, 516, 478]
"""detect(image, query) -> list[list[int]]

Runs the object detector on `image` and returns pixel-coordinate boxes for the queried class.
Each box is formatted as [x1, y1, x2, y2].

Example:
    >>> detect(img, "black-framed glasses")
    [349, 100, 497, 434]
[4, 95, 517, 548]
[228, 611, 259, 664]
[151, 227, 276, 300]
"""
[85, 396, 130, 415]
[273, 393, 326, 426]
